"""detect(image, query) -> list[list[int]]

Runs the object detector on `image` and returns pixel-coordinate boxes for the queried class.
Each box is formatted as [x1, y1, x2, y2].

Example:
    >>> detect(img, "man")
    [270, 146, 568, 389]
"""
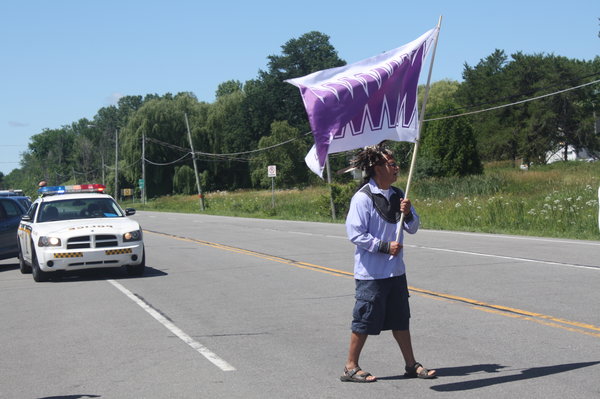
[341, 144, 436, 383]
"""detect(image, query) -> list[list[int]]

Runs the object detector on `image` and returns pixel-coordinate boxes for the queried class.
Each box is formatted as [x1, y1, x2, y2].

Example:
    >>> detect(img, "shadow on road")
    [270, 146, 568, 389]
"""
[0, 262, 18, 272]
[38, 395, 101, 399]
[32, 265, 168, 283]
[430, 361, 600, 391]
[378, 363, 506, 381]
[434, 363, 507, 376]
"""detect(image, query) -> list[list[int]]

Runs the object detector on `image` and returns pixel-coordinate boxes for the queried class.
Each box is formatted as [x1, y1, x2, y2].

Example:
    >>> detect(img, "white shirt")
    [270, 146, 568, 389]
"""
[345, 179, 419, 280]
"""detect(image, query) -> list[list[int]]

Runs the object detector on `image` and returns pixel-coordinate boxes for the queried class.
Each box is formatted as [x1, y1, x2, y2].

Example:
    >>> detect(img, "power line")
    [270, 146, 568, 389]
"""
[73, 77, 600, 173]
[424, 78, 600, 122]
[144, 153, 191, 166]
[425, 71, 600, 118]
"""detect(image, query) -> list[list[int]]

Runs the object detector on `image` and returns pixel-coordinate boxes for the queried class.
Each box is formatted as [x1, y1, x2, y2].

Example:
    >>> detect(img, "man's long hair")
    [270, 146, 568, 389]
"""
[351, 142, 393, 187]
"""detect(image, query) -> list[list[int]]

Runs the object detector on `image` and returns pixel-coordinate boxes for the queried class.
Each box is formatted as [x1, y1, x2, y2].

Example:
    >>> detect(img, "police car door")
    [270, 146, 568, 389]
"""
[19, 202, 37, 263]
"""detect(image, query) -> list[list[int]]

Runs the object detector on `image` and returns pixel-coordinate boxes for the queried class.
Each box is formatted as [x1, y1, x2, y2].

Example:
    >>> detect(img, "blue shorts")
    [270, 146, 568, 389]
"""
[351, 274, 410, 335]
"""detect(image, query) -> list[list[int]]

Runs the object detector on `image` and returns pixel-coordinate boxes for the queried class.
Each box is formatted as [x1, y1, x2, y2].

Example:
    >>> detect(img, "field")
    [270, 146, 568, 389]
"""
[131, 161, 600, 241]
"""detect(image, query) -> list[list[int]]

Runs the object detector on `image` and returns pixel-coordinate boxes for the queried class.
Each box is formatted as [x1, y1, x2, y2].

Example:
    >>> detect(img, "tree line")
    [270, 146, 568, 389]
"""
[2, 31, 599, 198]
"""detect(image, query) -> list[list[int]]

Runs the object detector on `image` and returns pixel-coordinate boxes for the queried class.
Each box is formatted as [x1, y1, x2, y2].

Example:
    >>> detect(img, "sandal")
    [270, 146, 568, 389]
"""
[340, 366, 377, 383]
[404, 362, 436, 379]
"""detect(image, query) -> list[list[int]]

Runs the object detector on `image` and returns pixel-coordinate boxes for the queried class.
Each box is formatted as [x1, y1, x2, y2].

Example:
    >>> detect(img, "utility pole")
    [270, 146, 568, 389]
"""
[141, 132, 146, 204]
[114, 129, 119, 201]
[101, 153, 105, 186]
[184, 113, 205, 211]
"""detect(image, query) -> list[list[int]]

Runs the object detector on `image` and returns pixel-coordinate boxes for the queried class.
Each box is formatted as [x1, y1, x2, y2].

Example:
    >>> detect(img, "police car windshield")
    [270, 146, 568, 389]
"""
[38, 198, 124, 223]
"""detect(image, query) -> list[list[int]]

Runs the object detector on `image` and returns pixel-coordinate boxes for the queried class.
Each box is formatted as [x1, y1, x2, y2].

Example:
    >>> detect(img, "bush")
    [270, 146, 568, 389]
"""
[317, 182, 357, 219]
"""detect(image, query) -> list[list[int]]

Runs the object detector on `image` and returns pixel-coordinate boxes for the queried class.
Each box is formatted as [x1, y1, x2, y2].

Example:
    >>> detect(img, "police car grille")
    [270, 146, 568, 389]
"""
[67, 235, 118, 249]
[95, 235, 118, 248]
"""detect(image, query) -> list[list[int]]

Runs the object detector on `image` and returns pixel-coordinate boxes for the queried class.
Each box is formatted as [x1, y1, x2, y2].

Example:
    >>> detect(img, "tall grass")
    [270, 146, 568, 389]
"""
[408, 161, 600, 240]
[133, 161, 600, 241]
[136, 186, 334, 222]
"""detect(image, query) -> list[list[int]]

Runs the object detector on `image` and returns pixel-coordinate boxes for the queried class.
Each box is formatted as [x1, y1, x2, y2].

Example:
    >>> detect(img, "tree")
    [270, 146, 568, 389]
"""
[172, 165, 196, 195]
[27, 127, 76, 183]
[250, 121, 309, 188]
[215, 80, 242, 99]
[456, 49, 512, 161]
[120, 93, 204, 198]
[456, 50, 600, 164]
[204, 90, 253, 190]
[243, 31, 346, 139]
[419, 100, 483, 177]
[420, 79, 461, 113]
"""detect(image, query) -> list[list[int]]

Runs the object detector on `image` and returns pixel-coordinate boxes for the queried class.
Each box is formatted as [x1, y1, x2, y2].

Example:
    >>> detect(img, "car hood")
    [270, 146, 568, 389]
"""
[34, 218, 141, 236]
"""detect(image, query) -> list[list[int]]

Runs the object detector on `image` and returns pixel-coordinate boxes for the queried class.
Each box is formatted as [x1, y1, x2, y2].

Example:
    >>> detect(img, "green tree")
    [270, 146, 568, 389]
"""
[26, 127, 76, 183]
[120, 93, 204, 198]
[215, 80, 242, 99]
[420, 79, 461, 113]
[419, 100, 483, 178]
[172, 165, 196, 194]
[243, 31, 346, 138]
[456, 50, 600, 164]
[204, 90, 253, 190]
[250, 121, 309, 188]
[456, 49, 512, 161]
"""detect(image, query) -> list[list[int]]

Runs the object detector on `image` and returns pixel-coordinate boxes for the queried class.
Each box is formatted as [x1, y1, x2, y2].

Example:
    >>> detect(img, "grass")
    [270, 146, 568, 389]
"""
[129, 161, 600, 241]
[129, 186, 335, 222]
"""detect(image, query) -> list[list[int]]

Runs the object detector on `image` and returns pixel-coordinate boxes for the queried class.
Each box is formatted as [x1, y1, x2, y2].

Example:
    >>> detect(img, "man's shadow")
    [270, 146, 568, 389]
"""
[378, 363, 506, 381]
[431, 361, 600, 391]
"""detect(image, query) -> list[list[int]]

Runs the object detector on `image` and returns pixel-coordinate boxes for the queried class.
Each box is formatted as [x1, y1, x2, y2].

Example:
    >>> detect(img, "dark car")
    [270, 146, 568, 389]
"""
[0, 191, 31, 212]
[0, 197, 28, 260]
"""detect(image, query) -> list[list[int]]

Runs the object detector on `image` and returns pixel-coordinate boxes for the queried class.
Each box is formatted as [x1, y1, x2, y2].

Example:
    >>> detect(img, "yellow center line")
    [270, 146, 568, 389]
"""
[146, 229, 600, 339]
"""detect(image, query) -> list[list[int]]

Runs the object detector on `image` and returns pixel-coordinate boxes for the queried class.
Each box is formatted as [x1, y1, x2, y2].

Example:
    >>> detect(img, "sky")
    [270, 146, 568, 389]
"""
[1, 0, 598, 176]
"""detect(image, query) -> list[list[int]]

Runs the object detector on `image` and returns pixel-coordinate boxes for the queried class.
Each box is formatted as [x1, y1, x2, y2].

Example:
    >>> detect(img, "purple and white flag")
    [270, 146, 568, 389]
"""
[286, 27, 439, 176]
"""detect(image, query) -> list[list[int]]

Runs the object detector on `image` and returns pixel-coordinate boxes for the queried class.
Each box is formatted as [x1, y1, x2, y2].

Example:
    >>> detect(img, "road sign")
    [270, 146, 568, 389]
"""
[138, 179, 144, 189]
[267, 165, 277, 178]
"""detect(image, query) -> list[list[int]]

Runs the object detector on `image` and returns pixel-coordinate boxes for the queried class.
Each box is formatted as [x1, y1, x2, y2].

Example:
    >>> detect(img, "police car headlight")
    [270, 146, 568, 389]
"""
[123, 230, 142, 242]
[38, 236, 62, 247]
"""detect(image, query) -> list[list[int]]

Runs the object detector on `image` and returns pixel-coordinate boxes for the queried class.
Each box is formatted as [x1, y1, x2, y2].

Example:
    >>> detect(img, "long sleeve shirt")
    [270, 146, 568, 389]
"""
[345, 179, 419, 280]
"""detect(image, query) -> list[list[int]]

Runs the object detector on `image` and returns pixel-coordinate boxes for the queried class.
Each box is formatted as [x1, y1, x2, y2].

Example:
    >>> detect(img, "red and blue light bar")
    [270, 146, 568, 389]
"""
[39, 184, 106, 196]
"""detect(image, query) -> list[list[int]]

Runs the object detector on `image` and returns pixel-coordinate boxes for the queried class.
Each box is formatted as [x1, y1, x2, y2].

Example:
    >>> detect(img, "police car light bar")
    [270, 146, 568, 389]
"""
[39, 184, 106, 196]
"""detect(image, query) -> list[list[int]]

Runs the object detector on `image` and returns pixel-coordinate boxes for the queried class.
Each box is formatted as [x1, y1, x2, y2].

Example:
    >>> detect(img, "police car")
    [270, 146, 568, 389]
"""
[17, 184, 145, 282]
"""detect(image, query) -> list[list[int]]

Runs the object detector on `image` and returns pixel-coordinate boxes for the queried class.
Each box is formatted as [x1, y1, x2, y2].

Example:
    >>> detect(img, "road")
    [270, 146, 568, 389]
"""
[1, 211, 599, 399]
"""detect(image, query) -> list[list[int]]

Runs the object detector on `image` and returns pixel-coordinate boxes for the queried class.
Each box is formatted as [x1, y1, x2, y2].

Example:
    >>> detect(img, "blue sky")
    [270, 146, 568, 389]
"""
[1, 0, 598, 176]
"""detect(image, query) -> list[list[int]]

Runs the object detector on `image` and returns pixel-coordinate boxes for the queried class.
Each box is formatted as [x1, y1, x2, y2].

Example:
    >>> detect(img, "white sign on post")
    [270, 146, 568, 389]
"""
[267, 165, 277, 178]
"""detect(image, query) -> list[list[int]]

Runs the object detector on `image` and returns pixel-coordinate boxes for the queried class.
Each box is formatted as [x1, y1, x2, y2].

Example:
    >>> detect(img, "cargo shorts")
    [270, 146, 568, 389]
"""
[351, 274, 410, 335]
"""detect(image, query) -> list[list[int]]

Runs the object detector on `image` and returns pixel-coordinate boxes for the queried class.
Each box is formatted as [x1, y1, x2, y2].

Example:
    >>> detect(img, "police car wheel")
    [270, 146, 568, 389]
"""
[18, 245, 32, 274]
[31, 248, 49, 282]
[125, 248, 145, 276]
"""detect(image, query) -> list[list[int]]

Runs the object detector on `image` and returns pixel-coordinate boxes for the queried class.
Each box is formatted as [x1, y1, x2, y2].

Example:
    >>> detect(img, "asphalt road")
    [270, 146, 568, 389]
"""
[1, 211, 599, 399]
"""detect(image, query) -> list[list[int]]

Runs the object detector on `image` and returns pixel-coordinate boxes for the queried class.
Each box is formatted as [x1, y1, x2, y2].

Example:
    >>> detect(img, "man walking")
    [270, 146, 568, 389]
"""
[341, 144, 436, 383]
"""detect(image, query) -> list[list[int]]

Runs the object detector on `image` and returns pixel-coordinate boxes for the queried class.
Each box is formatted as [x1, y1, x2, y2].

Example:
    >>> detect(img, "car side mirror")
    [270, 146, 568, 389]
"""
[21, 215, 32, 222]
[125, 208, 136, 216]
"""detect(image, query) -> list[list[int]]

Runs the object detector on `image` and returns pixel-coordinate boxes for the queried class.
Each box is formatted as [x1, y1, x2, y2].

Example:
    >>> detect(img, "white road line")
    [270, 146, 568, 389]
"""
[278, 229, 598, 270]
[108, 279, 236, 371]
[423, 229, 600, 246]
[406, 245, 599, 271]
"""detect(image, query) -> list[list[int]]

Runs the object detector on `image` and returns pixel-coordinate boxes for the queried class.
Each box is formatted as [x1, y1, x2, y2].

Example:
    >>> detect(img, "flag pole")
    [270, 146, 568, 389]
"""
[325, 157, 336, 220]
[395, 15, 442, 243]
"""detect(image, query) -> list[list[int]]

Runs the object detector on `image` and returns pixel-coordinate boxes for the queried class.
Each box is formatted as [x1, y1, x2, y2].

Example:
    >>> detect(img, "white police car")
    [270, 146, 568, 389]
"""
[17, 184, 145, 282]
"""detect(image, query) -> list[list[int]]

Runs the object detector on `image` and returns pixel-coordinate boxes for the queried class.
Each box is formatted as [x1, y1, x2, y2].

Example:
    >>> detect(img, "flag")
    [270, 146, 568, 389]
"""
[286, 27, 439, 176]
